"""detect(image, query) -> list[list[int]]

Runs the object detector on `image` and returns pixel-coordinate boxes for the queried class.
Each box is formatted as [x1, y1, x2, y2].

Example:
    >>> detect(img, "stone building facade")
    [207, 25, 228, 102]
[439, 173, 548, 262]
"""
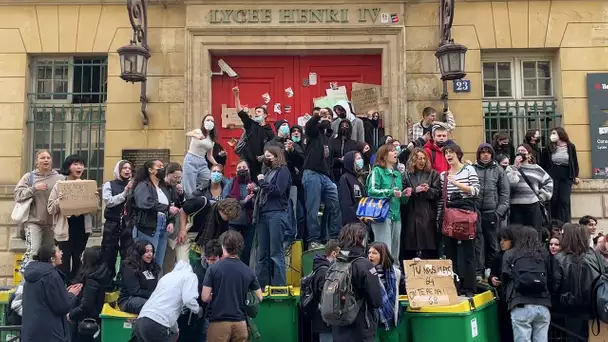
[0, 0, 606, 284]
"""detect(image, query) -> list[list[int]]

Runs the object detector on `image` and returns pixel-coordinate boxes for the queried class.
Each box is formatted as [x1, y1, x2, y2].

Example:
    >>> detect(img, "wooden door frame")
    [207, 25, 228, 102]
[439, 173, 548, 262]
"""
[186, 25, 407, 143]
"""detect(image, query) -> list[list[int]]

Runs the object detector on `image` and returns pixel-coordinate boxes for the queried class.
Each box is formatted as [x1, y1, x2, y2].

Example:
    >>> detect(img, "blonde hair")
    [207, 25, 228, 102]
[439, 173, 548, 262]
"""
[35, 149, 52, 168]
[406, 148, 431, 173]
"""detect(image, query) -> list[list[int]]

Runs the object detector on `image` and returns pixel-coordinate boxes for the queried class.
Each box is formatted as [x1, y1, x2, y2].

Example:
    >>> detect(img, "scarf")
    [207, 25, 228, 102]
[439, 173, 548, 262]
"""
[230, 177, 245, 200]
[378, 265, 397, 330]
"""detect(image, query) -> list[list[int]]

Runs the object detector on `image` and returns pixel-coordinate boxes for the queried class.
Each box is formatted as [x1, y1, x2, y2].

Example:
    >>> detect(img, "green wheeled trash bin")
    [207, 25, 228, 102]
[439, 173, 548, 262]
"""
[376, 295, 411, 342]
[100, 303, 138, 342]
[302, 247, 324, 277]
[254, 286, 299, 342]
[408, 291, 499, 342]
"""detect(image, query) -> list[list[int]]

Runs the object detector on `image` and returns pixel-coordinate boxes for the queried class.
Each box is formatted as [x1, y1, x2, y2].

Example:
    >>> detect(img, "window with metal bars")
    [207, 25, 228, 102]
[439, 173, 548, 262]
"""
[481, 56, 561, 147]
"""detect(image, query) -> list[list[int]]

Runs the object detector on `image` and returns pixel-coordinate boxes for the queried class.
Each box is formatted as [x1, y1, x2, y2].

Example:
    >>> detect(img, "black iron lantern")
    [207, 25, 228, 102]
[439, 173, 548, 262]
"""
[435, 41, 468, 81]
[118, 0, 150, 125]
[117, 43, 150, 83]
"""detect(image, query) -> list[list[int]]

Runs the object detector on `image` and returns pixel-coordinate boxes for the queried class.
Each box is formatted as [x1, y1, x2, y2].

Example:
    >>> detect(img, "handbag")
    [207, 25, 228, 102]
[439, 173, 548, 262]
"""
[441, 172, 478, 240]
[356, 172, 395, 223]
[516, 168, 549, 227]
[77, 318, 100, 339]
[11, 172, 35, 224]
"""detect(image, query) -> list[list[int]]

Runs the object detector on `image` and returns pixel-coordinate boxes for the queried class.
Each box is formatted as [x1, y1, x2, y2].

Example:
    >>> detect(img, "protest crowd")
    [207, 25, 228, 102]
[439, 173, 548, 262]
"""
[10, 84, 608, 342]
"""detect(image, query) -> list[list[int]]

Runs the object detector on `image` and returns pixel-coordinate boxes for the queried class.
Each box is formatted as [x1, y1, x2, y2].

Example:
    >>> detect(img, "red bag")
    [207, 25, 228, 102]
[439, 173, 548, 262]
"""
[441, 172, 477, 240]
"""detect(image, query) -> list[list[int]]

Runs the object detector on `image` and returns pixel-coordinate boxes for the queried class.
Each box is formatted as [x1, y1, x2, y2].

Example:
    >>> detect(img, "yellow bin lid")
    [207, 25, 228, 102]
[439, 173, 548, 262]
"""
[408, 290, 495, 313]
[100, 303, 138, 319]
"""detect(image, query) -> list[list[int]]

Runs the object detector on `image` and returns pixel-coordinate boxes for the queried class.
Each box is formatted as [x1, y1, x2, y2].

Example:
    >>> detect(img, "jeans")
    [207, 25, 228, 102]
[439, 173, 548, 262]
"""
[118, 296, 147, 315]
[371, 219, 401, 260]
[21, 223, 54, 272]
[474, 212, 499, 275]
[318, 332, 333, 342]
[229, 224, 254, 266]
[134, 317, 175, 342]
[200, 318, 209, 342]
[256, 211, 288, 290]
[133, 213, 168, 267]
[510, 304, 551, 342]
[183, 152, 211, 198]
[285, 187, 298, 243]
[303, 170, 341, 244]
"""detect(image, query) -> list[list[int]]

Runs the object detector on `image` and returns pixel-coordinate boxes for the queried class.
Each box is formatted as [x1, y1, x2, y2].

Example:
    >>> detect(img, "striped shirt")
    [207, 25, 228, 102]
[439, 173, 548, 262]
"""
[551, 145, 569, 166]
[438, 165, 480, 215]
[508, 163, 553, 205]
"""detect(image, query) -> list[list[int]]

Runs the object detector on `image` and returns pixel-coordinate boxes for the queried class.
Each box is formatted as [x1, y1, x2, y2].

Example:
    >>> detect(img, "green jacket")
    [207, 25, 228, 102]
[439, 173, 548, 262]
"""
[367, 166, 408, 221]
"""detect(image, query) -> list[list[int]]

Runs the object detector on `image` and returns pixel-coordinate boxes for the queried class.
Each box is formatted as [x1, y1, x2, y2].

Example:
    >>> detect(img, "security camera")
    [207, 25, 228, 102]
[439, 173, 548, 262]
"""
[218, 59, 239, 79]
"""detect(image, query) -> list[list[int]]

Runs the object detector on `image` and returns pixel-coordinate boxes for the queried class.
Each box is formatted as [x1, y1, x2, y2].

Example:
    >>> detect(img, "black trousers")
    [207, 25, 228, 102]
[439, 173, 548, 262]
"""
[444, 237, 476, 295]
[134, 317, 175, 342]
[510, 202, 543, 233]
[57, 224, 89, 283]
[474, 212, 499, 275]
[550, 166, 573, 223]
[101, 219, 133, 278]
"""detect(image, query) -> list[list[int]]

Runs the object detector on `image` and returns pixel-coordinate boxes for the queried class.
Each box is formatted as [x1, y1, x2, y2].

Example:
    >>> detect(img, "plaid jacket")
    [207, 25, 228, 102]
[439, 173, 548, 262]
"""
[409, 110, 456, 141]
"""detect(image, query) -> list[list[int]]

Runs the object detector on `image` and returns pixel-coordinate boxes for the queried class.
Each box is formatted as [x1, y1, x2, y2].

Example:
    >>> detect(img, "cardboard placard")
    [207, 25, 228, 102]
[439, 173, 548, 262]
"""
[326, 86, 349, 104]
[590, 320, 608, 341]
[314, 96, 333, 109]
[57, 180, 99, 216]
[352, 82, 383, 95]
[403, 259, 459, 309]
[221, 104, 242, 128]
[351, 84, 381, 115]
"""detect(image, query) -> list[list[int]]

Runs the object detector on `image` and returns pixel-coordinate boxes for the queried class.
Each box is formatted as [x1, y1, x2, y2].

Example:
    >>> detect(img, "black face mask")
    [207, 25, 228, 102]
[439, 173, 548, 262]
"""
[339, 127, 349, 136]
[436, 141, 446, 148]
[156, 168, 166, 180]
[263, 159, 273, 168]
[518, 153, 528, 160]
[237, 169, 250, 182]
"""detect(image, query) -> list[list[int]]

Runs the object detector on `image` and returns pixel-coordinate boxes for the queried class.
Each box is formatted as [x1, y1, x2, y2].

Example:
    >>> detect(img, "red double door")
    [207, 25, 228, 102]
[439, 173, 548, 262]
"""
[211, 55, 382, 175]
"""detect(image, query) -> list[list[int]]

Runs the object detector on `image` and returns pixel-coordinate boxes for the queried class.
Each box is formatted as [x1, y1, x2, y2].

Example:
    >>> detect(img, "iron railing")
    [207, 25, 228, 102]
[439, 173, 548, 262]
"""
[483, 100, 561, 147]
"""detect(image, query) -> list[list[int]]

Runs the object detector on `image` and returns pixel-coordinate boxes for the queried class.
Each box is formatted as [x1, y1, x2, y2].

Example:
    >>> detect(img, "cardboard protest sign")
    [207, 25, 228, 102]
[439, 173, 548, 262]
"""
[403, 259, 459, 308]
[221, 104, 242, 128]
[57, 180, 99, 216]
[326, 86, 348, 104]
[351, 83, 381, 115]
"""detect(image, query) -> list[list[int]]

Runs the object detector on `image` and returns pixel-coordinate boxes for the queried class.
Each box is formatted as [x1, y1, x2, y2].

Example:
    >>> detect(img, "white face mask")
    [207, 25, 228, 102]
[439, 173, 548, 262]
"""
[550, 134, 558, 142]
[204, 121, 215, 131]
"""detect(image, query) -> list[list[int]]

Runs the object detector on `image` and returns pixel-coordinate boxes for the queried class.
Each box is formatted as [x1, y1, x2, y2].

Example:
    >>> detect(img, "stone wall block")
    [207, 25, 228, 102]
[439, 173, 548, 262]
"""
[572, 193, 603, 218]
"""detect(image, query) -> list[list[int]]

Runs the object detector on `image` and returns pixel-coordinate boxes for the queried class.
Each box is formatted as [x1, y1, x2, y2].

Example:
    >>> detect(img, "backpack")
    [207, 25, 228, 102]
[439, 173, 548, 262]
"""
[510, 254, 547, 296]
[319, 255, 364, 326]
[300, 266, 328, 318]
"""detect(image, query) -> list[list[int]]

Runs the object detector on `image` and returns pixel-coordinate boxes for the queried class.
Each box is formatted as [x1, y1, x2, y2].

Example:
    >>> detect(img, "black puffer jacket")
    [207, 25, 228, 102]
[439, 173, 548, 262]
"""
[311, 255, 331, 334]
[69, 265, 112, 323]
[552, 248, 605, 319]
[472, 143, 510, 217]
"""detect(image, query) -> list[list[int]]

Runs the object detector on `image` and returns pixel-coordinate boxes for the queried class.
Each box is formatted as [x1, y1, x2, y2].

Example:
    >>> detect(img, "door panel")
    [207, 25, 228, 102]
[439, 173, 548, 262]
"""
[210, 54, 381, 174]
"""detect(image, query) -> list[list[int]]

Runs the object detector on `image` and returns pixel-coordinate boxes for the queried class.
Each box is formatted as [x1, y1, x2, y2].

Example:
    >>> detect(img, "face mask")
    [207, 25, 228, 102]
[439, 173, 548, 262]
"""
[253, 115, 265, 123]
[518, 153, 528, 160]
[210, 171, 223, 183]
[237, 169, 250, 181]
[203, 121, 215, 131]
[291, 136, 301, 143]
[156, 168, 166, 180]
[436, 141, 446, 148]
[278, 125, 290, 136]
[550, 134, 558, 142]
[339, 127, 349, 136]
[395, 146, 402, 155]
[355, 159, 364, 170]
[263, 158, 273, 167]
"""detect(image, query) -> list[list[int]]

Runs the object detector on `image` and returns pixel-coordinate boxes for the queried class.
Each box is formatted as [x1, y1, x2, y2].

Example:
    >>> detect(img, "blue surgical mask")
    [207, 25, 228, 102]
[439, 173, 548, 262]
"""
[279, 125, 290, 136]
[210, 171, 223, 183]
[292, 136, 301, 143]
[253, 115, 265, 123]
[355, 159, 364, 170]
[395, 146, 402, 155]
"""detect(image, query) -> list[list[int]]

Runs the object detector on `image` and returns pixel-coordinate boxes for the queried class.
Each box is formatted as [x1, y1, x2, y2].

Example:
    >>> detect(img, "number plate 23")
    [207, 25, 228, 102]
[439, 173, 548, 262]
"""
[453, 79, 471, 93]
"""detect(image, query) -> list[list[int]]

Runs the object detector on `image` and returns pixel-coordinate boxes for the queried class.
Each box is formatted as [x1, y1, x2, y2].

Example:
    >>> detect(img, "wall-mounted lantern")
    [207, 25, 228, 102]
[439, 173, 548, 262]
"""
[118, 0, 150, 125]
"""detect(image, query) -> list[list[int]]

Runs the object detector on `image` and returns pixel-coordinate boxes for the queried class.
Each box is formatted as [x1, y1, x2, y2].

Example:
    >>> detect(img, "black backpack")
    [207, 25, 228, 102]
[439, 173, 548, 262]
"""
[509, 254, 548, 296]
[5, 290, 21, 326]
[300, 266, 327, 318]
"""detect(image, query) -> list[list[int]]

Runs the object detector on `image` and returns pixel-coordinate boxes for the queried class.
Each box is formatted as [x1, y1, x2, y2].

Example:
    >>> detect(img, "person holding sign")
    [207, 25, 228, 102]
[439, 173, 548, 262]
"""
[183, 114, 219, 198]
[47, 155, 97, 282]
[368, 242, 404, 342]
[14, 149, 64, 273]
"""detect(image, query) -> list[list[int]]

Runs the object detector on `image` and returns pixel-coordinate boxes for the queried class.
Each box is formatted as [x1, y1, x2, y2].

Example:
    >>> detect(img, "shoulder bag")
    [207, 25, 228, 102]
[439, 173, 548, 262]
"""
[516, 168, 549, 227]
[11, 172, 35, 224]
[356, 170, 395, 223]
[441, 172, 478, 240]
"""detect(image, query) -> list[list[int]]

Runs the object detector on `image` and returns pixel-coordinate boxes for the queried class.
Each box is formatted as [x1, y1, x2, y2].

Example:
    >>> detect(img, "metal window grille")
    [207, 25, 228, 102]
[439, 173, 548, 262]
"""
[483, 100, 561, 147]
[27, 57, 107, 233]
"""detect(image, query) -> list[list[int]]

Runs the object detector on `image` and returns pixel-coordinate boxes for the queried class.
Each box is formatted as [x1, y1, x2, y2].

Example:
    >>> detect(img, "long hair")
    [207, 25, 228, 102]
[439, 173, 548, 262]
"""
[374, 143, 396, 168]
[524, 129, 538, 145]
[406, 147, 431, 173]
[548, 127, 570, 153]
[560, 223, 590, 257]
[123, 240, 161, 276]
[369, 241, 394, 270]
[132, 159, 159, 188]
[511, 225, 544, 260]
[338, 223, 366, 249]
[200, 114, 217, 142]
[264, 145, 287, 168]
[73, 246, 107, 283]
[60, 154, 86, 176]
